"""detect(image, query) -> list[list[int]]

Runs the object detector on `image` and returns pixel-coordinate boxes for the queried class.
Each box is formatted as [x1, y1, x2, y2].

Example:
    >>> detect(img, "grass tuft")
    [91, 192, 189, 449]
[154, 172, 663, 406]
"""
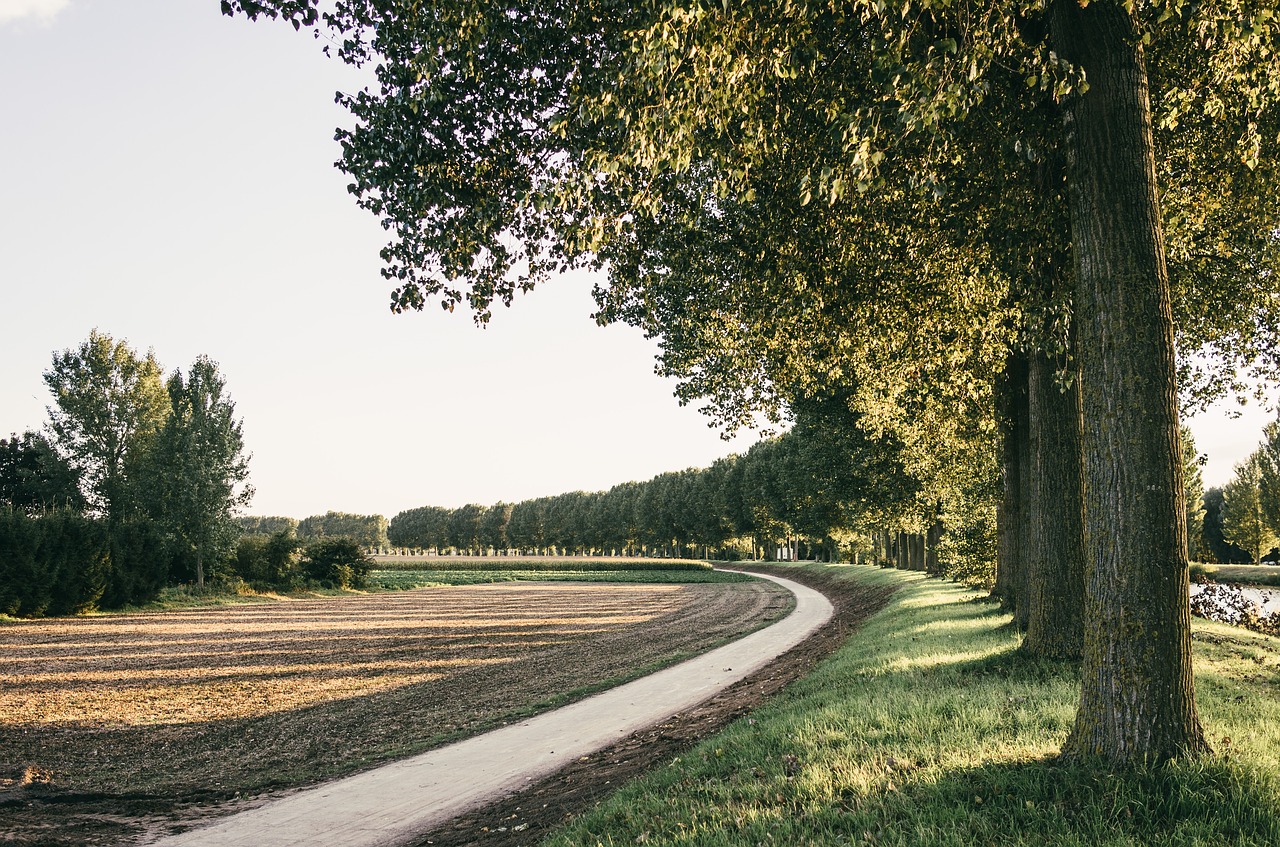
[545, 563, 1280, 847]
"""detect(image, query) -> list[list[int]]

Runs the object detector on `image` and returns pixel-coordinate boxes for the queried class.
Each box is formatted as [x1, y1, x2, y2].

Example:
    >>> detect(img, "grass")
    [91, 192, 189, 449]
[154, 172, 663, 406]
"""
[545, 563, 1280, 847]
[368, 568, 754, 590]
[1197, 563, 1280, 588]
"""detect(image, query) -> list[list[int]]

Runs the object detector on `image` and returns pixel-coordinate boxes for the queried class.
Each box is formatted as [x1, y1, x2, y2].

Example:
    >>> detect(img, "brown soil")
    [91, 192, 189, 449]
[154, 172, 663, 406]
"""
[411, 566, 895, 847]
[0, 579, 792, 846]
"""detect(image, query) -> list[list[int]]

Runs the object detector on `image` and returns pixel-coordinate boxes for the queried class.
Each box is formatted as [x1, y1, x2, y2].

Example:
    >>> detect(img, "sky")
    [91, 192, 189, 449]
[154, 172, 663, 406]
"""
[1, 0, 1274, 520]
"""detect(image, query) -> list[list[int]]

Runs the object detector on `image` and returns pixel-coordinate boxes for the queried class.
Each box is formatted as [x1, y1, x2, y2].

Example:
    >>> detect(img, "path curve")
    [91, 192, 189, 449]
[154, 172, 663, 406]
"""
[155, 571, 833, 847]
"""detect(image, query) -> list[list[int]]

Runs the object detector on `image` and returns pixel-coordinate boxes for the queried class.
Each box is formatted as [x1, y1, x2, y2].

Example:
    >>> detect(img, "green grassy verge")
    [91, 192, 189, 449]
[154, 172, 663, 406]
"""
[545, 563, 1280, 847]
[1198, 563, 1280, 587]
[368, 568, 754, 590]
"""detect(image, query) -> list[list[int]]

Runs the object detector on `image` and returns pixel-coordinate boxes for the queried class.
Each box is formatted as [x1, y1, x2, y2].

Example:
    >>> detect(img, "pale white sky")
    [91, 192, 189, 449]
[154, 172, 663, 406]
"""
[0, 0, 1272, 518]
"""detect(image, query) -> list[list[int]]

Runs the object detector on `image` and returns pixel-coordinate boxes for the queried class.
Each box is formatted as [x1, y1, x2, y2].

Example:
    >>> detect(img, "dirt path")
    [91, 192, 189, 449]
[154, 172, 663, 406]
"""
[0, 579, 791, 846]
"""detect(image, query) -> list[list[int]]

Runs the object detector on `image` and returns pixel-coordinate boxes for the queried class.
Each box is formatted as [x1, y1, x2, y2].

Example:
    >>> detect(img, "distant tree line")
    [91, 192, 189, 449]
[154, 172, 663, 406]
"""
[1, 332, 252, 616]
[239, 511, 390, 551]
[230, 512, 386, 591]
[389, 398, 996, 581]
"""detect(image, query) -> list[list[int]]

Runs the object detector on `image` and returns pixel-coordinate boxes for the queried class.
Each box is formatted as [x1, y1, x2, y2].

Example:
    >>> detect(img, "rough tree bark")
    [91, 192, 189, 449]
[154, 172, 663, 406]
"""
[1050, 0, 1208, 762]
[926, 512, 944, 576]
[1021, 348, 1085, 659]
[995, 352, 1028, 613]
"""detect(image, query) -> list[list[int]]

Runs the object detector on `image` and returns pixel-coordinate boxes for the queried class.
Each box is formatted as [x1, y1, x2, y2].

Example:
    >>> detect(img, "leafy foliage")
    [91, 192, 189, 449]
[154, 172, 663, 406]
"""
[300, 537, 373, 588]
[1182, 425, 1208, 561]
[0, 511, 173, 617]
[296, 511, 389, 550]
[0, 510, 105, 617]
[232, 530, 301, 589]
[0, 431, 85, 515]
[43, 330, 169, 517]
[238, 515, 300, 536]
[138, 356, 254, 586]
[5, 335, 259, 615]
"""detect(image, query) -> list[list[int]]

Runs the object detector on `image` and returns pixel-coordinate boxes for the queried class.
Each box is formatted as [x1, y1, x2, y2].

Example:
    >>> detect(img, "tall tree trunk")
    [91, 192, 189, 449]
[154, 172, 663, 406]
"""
[1021, 349, 1086, 659]
[926, 514, 944, 576]
[1050, 0, 1207, 762]
[996, 353, 1028, 611]
[1014, 381, 1034, 630]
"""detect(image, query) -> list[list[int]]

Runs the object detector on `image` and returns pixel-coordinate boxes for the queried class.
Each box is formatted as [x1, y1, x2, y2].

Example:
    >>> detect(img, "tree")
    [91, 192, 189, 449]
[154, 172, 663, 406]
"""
[1256, 415, 1280, 537]
[1221, 455, 1276, 563]
[225, 0, 1280, 762]
[388, 505, 451, 551]
[297, 511, 390, 549]
[1045, 1, 1208, 762]
[238, 515, 300, 537]
[1182, 426, 1207, 561]
[1202, 486, 1252, 564]
[0, 431, 85, 514]
[480, 501, 513, 553]
[233, 530, 300, 588]
[139, 355, 253, 587]
[300, 537, 372, 588]
[43, 330, 169, 519]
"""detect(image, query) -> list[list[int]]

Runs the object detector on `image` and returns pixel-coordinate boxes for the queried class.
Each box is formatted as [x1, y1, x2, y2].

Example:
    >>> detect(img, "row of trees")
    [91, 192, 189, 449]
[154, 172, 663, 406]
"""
[1, 331, 252, 614]
[389, 398, 995, 577]
[228, 0, 1280, 763]
[239, 511, 391, 552]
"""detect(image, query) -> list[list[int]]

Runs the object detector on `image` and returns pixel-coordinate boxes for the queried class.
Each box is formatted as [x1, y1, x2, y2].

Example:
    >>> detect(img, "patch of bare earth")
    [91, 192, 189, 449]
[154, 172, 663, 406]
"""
[0, 579, 791, 846]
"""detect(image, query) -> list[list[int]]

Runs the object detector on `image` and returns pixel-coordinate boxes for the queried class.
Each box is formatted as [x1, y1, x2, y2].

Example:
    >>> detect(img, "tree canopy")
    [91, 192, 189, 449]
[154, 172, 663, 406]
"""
[225, 0, 1280, 763]
[43, 330, 169, 519]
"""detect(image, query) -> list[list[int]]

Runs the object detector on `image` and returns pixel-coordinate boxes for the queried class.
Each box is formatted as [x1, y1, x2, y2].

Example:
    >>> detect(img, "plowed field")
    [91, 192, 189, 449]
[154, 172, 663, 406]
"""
[0, 579, 792, 845]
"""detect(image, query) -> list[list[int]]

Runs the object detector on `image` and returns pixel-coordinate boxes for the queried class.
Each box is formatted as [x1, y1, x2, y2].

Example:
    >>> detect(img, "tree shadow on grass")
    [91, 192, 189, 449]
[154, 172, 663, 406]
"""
[853, 753, 1280, 847]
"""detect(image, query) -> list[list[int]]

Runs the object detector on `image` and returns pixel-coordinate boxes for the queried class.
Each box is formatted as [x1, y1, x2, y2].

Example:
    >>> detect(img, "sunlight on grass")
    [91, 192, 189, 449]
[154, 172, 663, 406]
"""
[546, 563, 1280, 847]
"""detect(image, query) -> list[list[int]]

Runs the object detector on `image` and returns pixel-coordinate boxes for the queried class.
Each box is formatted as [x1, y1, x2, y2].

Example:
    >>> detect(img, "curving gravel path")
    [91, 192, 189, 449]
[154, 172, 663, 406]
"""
[153, 571, 833, 847]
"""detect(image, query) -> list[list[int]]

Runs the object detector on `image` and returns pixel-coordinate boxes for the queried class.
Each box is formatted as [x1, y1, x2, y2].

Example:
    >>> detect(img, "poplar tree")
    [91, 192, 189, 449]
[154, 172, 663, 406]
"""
[43, 330, 169, 521]
[1221, 455, 1276, 563]
[141, 356, 254, 587]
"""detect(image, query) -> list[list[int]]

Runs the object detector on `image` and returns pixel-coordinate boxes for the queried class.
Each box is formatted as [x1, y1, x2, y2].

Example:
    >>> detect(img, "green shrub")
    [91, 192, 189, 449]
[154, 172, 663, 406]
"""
[0, 509, 47, 616]
[43, 511, 108, 615]
[101, 519, 173, 609]
[233, 530, 299, 589]
[0, 509, 107, 617]
[300, 538, 372, 589]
